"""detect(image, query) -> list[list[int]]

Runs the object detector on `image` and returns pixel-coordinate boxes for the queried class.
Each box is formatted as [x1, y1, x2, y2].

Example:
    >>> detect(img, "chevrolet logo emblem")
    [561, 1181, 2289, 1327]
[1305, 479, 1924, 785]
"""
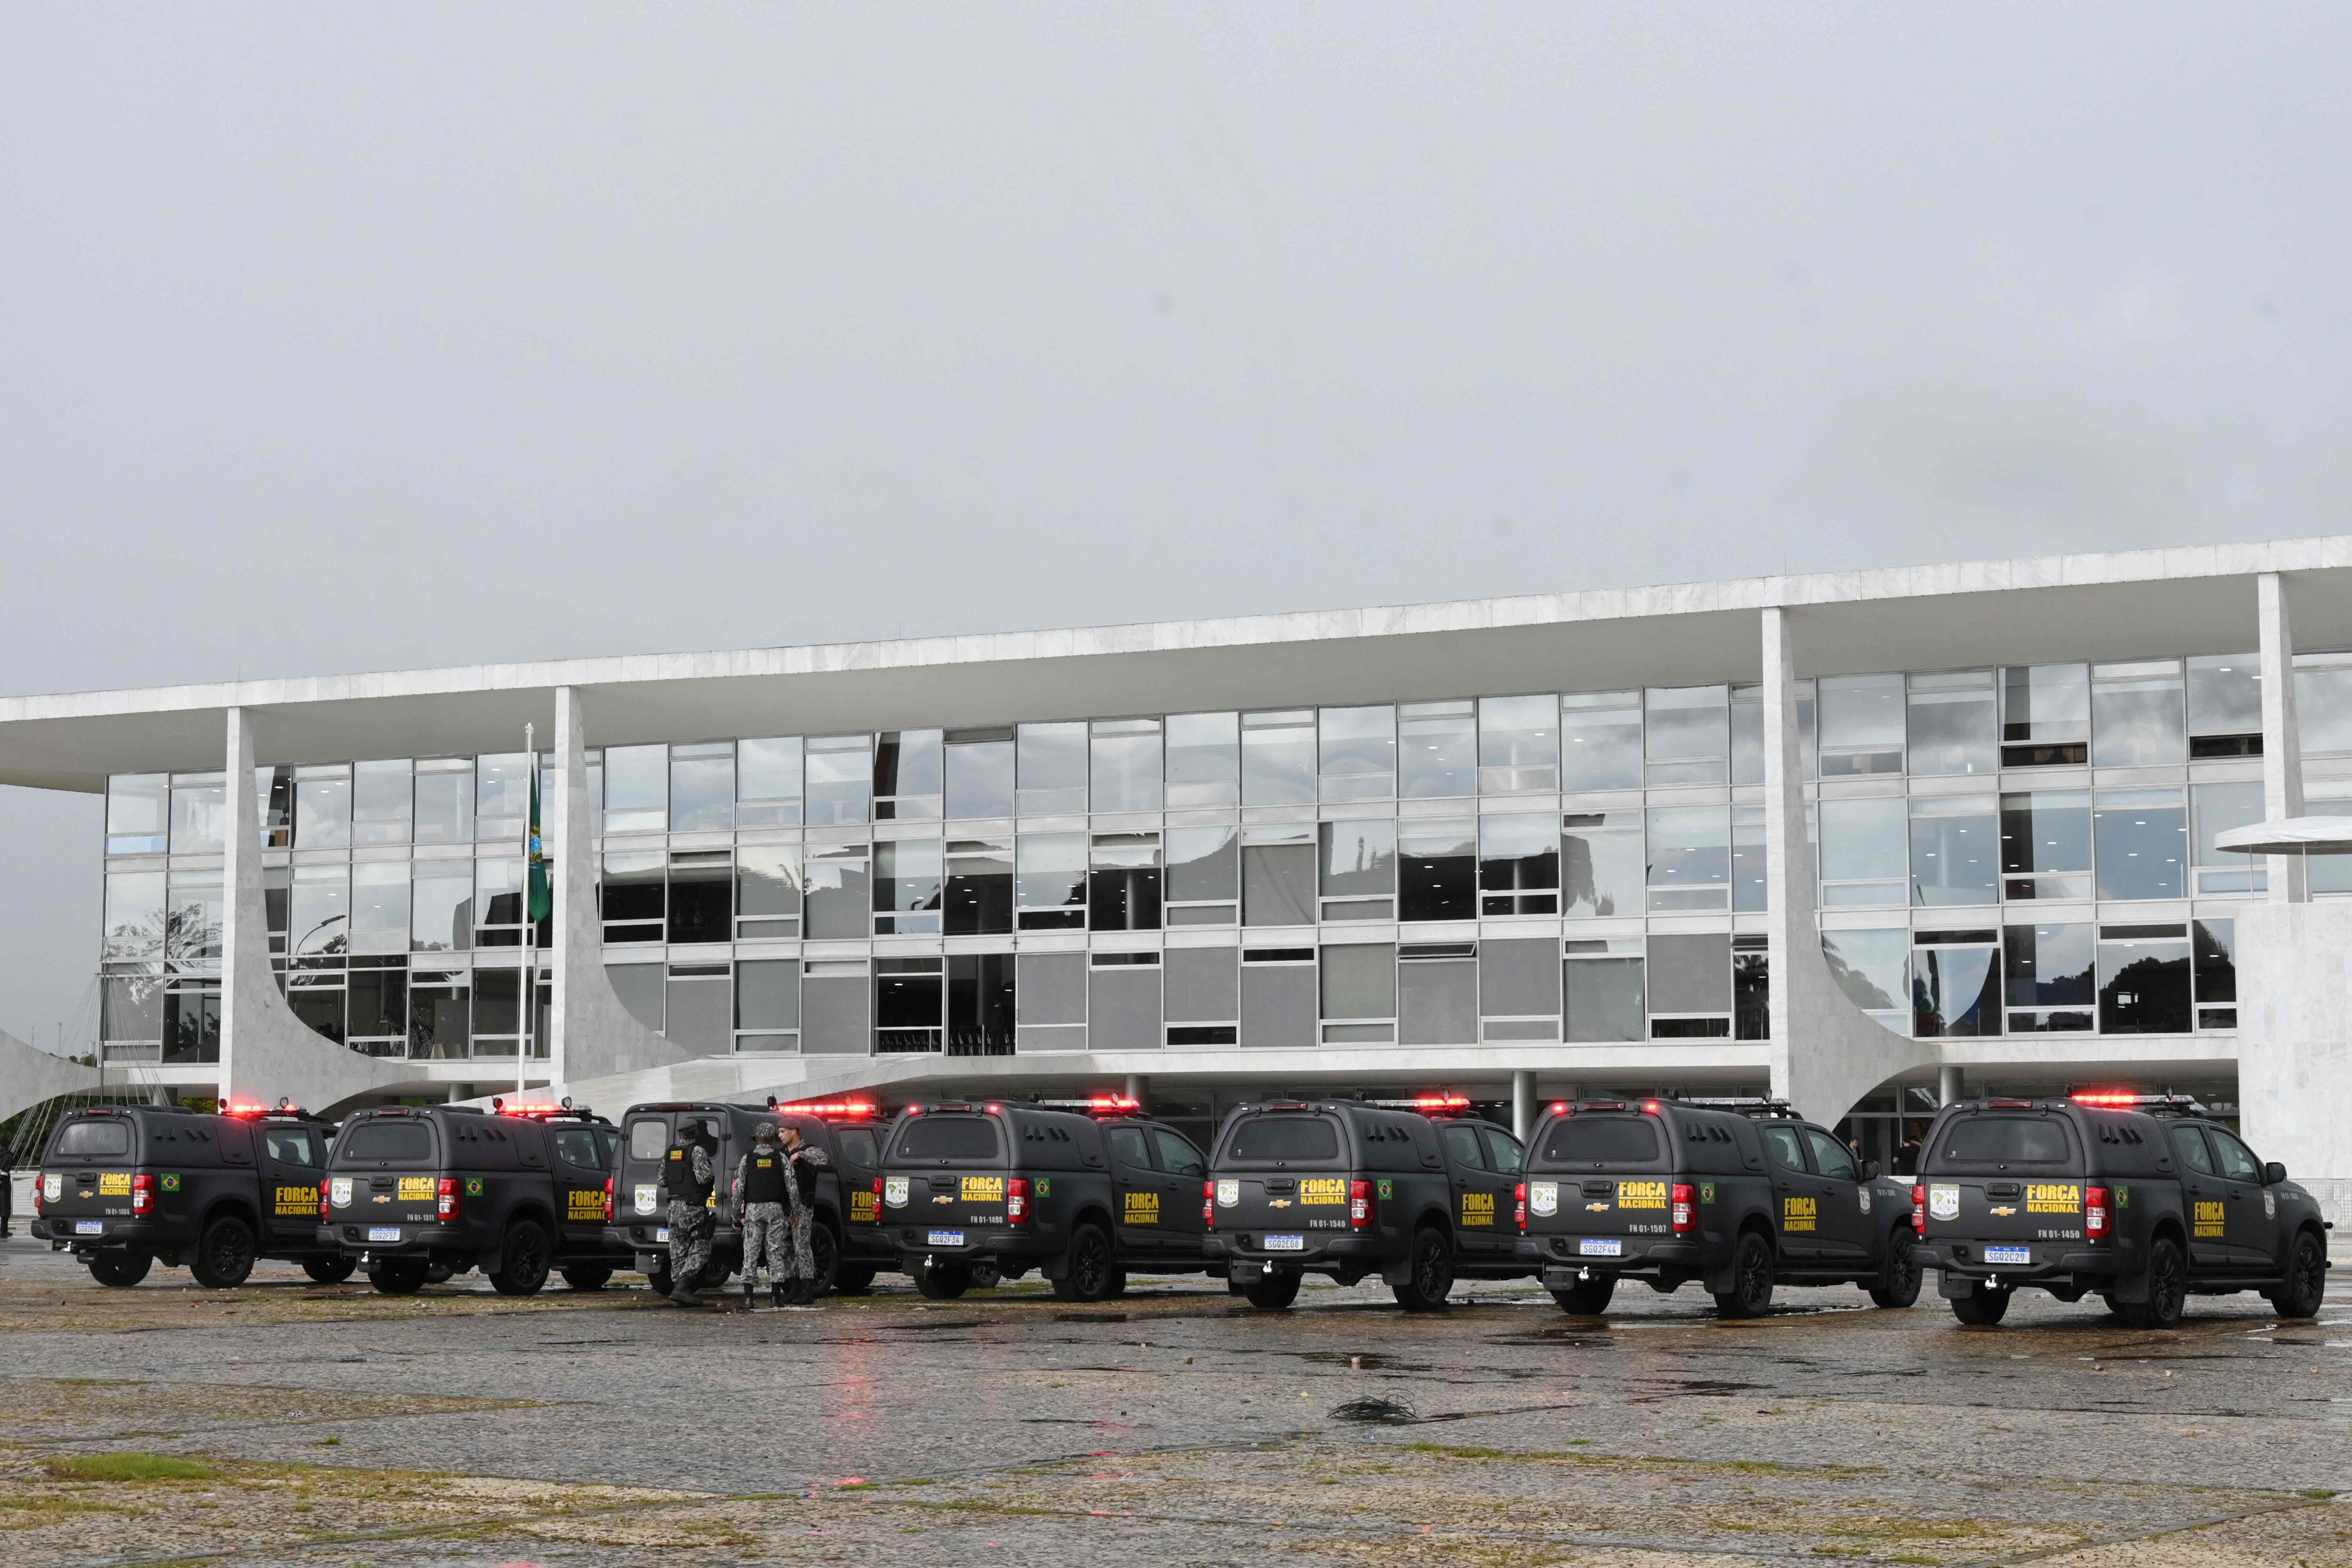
[1989, 1205, 2016, 1217]
[1268, 1199, 1291, 1209]
[933, 1195, 952, 1204]
[1586, 1202, 1610, 1213]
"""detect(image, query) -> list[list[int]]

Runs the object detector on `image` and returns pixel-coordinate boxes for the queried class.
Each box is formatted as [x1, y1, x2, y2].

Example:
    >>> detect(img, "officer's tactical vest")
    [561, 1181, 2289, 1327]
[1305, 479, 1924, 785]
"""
[663, 1142, 714, 1203]
[740, 1148, 786, 1204]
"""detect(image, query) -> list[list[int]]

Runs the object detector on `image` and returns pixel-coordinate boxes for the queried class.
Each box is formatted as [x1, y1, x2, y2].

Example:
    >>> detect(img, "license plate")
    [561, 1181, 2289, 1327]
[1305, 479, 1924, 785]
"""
[927, 1230, 965, 1247]
[1264, 1234, 1304, 1251]
[655, 1227, 670, 1242]
[74, 1220, 103, 1236]
[366, 1226, 402, 1243]
[1983, 1245, 2031, 1265]
[1579, 1238, 1623, 1258]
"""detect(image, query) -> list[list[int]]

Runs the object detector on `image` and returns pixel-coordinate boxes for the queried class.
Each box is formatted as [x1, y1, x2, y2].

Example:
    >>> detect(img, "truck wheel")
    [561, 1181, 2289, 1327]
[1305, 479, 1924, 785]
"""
[302, 1256, 357, 1285]
[2124, 1236, 2187, 1329]
[915, 1260, 972, 1299]
[1244, 1271, 1302, 1310]
[1949, 1282, 2011, 1326]
[87, 1250, 153, 1289]
[1713, 1231, 1775, 1319]
[369, 1258, 429, 1295]
[812, 1225, 841, 1295]
[191, 1214, 258, 1289]
[1550, 1276, 1616, 1315]
[560, 1266, 613, 1292]
[1391, 1226, 1454, 1313]
[969, 1262, 1003, 1289]
[831, 1265, 877, 1296]
[424, 1263, 456, 1284]
[646, 1265, 675, 1297]
[2268, 1230, 2328, 1320]
[1868, 1230, 1923, 1309]
[488, 1220, 552, 1297]
[1052, 1223, 1117, 1303]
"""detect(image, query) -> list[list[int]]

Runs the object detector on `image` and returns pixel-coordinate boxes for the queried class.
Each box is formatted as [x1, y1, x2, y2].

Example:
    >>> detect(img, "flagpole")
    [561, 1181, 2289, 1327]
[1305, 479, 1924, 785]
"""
[521, 722, 533, 1105]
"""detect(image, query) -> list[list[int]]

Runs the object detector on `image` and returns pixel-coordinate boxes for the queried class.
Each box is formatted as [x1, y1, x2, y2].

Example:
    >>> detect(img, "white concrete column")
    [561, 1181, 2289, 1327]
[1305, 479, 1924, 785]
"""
[549, 686, 692, 1088]
[2258, 572, 2308, 904]
[0, 1028, 99, 1127]
[1510, 1069, 1535, 1140]
[1937, 1064, 1963, 1107]
[1761, 607, 1933, 1125]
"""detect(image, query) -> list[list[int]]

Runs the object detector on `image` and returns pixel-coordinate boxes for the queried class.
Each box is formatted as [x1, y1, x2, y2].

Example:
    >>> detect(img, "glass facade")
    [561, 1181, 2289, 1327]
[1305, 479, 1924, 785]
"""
[94, 652, 2279, 1065]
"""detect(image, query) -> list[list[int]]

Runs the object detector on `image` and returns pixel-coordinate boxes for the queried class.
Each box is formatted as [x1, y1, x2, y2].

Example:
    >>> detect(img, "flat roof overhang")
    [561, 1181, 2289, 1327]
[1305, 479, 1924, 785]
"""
[6, 536, 2350, 793]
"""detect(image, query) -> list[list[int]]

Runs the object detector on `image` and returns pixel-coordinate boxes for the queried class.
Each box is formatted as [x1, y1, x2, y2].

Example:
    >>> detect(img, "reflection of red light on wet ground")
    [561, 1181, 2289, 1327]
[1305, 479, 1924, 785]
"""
[836, 1477, 867, 1486]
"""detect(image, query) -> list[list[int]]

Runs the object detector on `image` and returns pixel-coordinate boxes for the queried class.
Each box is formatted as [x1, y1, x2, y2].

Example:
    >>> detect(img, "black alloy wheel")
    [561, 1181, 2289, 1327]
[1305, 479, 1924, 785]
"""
[2124, 1236, 2186, 1330]
[1391, 1226, 1454, 1313]
[1053, 1223, 1116, 1303]
[1714, 1232, 1775, 1319]
[1868, 1229, 1923, 1310]
[191, 1215, 258, 1289]
[1243, 1271, 1302, 1310]
[560, 1265, 613, 1292]
[1551, 1276, 1616, 1316]
[2271, 1230, 2328, 1320]
[88, 1251, 153, 1289]
[302, 1255, 358, 1285]
[1949, 1281, 2011, 1326]
[488, 1219, 552, 1297]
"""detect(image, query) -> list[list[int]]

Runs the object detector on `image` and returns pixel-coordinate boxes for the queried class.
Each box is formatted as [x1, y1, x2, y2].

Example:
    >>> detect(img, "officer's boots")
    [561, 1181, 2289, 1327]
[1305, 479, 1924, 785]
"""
[790, 1276, 815, 1306]
[742, 1274, 757, 1309]
[770, 1281, 788, 1308]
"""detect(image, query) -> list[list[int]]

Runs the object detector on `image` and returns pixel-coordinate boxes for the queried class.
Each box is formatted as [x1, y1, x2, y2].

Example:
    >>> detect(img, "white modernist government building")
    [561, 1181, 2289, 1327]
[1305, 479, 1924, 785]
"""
[9, 535, 2352, 1202]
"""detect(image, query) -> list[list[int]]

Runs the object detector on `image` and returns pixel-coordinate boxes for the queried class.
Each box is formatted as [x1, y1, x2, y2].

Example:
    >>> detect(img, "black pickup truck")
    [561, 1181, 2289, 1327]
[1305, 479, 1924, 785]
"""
[32, 1102, 348, 1288]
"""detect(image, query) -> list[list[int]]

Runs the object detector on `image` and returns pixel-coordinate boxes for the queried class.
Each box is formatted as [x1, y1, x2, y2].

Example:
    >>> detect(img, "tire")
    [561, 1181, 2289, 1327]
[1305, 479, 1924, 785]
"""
[2124, 1235, 2186, 1330]
[560, 1265, 613, 1292]
[190, 1214, 258, 1289]
[969, 1261, 1002, 1290]
[1868, 1230, 1923, 1310]
[646, 1265, 675, 1297]
[1244, 1271, 1302, 1310]
[831, 1265, 877, 1296]
[87, 1251, 152, 1289]
[915, 1260, 972, 1300]
[487, 1219, 552, 1297]
[1950, 1282, 2012, 1326]
[1391, 1226, 1454, 1313]
[369, 1258, 429, 1295]
[1052, 1223, 1117, 1303]
[424, 1263, 456, 1285]
[1713, 1231, 1775, 1319]
[2268, 1230, 2328, 1320]
[812, 1224, 841, 1295]
[1550, 1276, 1616, 1315]
[302, 1255, 357, 1286]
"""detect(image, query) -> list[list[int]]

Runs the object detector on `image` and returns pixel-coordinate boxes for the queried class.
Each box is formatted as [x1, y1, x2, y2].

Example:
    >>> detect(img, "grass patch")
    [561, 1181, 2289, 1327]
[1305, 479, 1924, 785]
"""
[46, 1452, 218, 1482]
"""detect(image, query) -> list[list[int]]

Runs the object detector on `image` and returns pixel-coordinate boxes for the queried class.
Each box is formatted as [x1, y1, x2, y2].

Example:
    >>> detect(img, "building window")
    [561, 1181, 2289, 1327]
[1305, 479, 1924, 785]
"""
[413, 859, 476, 951]
[2296, 653, 2352, 758]
[805, 735, 873, 827]
[1320, 942, 1397, 1043]
[1644, 686, 1728, 787]
[1241, 825, 1317, 926]
[943, 837, 1011, 935]
[1015, 833, 1086, 930]
[2193, 918, 2236, 1030]
[1647, 804, 1731, 912]
[1479, 811, 1559, 915]
[2097, 923, 2190, 1034]
[1646, 931, 1730, 1038]
[876, 957, 944, 1054]
[871, 731, 942, 823]
[1560, 692, 1643, 792]
[1241, 710, 1316, 807]
[1481, 936, 1559, 1041]
[103, 871, 166, 963]
[950, 953, 1017, 1056]
[872, 840, 943, 935]
[670, 740, 736, 831]
[167, 872, 225, 962]
[2093, 788, 2186, 901]
[945, 729, 1015, 820]
[2192, 780, 2266, 896]
[668, 850, 733, 944]
[168, 775, 226, 856]
[353, 759, 413, 845]
[734, 957, 799, 1052]
[106, 774, 169, 855]
[1821, 928, 1908, 1035]
[1910, 796, 1998, 907]
[1913, 931, 2000, 1037]
[600, 745, 666, 835]
[414, 758, 475, 844]
[476, 753, 532, 843]
[1398, 942, 1477, 1045]
[1732, 804, 1767, 913]
[1090, 718, 1163, 813]
[804, 846, 871, 939]
[1564, 939, 1644, 1042]
[1562, 812, 1641, 918]
[1320, 819, 1396, 922]
[2091, 660, 2185, 767]
[1907, 670, 1996, 777]
[1732, 935, 1768, 1041]
[1166, 825, 1238, 926]
[347, 960, 407, 1057]
[1817, 674, 1904, 777]
[472, 856, 523, 947]
[163, 979, 222, 1063]
[2186, 654, 2262, 757]
[409, 971, 470, 1059]
[2001, 664, 2090, 767]
[737, 737, 803, 828]
[1397, 818, 1476, 923]
[1319, 705, 1396, 803]
[1166, 712, 1239, 807]
[1479, 695, 1558, 794]
[1999, 790, 2092, 902]
[1089, 832, 1162, 931]
[1398, 700, 1476, 798]
[737, 844, 803, 938]
[1017, 722, 1088, 814]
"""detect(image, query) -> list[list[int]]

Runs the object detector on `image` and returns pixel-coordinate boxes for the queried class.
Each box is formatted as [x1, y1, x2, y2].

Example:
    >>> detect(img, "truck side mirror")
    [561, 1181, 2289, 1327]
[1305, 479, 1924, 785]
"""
[1860, 1160, 1881, 1182]
[2264, 1161, 2288, 1186]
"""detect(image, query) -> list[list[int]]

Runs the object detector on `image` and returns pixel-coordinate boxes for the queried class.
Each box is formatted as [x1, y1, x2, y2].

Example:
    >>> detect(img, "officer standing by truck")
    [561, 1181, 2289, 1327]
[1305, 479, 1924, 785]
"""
[780, 1122, 830, 1305]
[662, 1117, 718, 1306]
[731, 1121, 793, 1308]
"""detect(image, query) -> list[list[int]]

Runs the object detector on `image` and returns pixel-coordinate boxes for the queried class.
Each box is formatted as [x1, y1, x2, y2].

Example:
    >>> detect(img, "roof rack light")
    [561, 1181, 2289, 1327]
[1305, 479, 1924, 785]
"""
[1040, 1096, 1142, 1116]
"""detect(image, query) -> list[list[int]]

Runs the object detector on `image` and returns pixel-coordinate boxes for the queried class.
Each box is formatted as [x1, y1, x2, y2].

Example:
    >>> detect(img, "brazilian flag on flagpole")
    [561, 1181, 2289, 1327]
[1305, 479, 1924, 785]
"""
[526, 766, 551, 923]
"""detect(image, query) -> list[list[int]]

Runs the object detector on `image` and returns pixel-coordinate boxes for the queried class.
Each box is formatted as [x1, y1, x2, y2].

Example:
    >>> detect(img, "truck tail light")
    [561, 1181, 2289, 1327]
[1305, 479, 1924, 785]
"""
[1911, 1184, 1926, 1235]
[603, 1177, 615, 1223]
[1349, 1179, 1371, 1230]
[1203, 1180, 1215, 1228]
[1671, 1182, 1694, 1235]
[437, 1177, 460, 1221]
[1514, 1181, 1528, 1233]
[131, 1173, 156, 1218]
[2085, 1185, 2110, 1240]
[319, 1186, 331, 1221]
[1007, 1178, 1030, 1225]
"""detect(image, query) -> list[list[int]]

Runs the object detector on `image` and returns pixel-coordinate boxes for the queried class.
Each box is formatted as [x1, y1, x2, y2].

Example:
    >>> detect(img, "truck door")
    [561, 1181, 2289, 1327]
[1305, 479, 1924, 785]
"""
[1757, 1122, 1820, 1259]
[1800, 1127, 1874, 1264]
[549, 1125, 613, 1254]
[2167, 1124, 2229, 1272]
[2205, 1126, 2279, 1271]
[1152, 1127, 1209, 1255]
[1104, 1124, 1163, 1253]
[1438, 1122, 1509, 1256]
[256, 1123, 326, 1248]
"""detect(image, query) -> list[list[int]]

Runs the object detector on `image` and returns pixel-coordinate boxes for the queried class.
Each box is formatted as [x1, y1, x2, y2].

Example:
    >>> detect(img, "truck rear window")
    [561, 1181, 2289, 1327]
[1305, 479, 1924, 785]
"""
[1224, 1117, 1342, 1163]
[340, 1122, 434, 1163]
[893, 1117, 1003, 1163]
[52, 1121, 131, 1158]
[627, 1119, 670, 1161]
[1533, 1118, 1662, 1167]
[1940, 1117, 2072, 1165]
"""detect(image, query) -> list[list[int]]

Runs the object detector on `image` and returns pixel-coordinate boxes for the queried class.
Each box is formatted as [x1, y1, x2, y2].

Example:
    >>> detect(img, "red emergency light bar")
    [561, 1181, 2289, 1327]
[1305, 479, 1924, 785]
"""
[492, 1097, 591, 1119]
[1041, 1096, 1141, 1115]
[2069, 1090, 2140, 1107]
[1416, 1093, 1470, 1112]
[778, 1099, 878, 1119]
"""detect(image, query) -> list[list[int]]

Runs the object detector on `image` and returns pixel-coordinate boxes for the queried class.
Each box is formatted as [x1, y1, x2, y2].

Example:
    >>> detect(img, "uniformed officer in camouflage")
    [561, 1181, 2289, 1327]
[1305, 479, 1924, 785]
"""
[660, 1118, 718, 1306]
[732, 1122, 793, 1308]
[779, 1124, 832, 1305]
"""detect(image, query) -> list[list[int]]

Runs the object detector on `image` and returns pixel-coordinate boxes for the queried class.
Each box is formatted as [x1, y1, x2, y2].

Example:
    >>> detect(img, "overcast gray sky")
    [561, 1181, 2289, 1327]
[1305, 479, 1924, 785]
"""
[3, 5, 2346, 1052]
